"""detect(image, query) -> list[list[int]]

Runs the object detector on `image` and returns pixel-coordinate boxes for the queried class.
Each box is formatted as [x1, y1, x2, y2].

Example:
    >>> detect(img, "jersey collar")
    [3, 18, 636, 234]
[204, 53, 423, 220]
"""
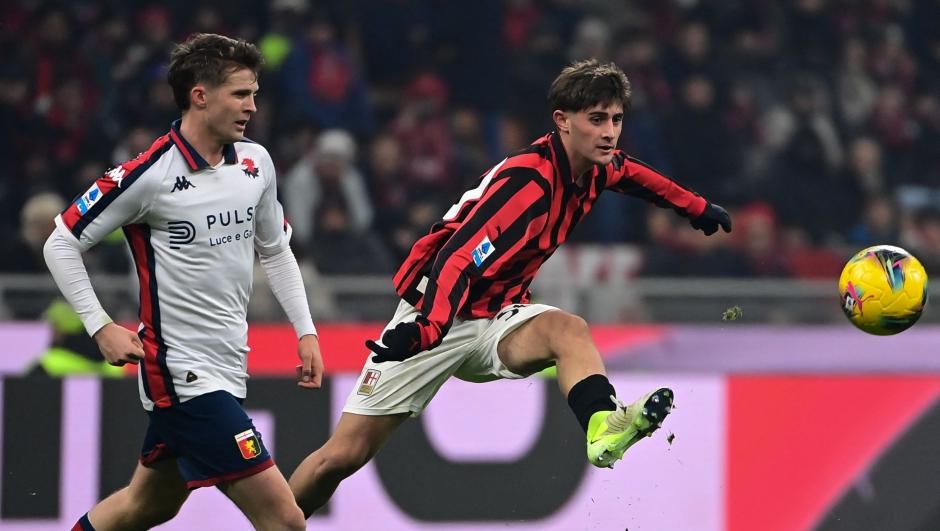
[549, 130, 601, 192]
[168, 119, 239, 171]
[549, 131, 574, 184]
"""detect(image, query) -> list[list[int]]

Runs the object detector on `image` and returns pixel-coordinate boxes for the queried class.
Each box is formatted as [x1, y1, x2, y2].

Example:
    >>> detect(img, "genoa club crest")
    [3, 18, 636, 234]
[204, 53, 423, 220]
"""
[234, 429, 262, 460]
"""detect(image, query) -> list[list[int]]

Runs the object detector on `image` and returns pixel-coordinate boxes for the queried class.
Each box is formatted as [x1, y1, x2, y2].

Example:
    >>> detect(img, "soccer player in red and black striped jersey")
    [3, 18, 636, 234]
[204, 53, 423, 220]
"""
[290, 59, 732, 517]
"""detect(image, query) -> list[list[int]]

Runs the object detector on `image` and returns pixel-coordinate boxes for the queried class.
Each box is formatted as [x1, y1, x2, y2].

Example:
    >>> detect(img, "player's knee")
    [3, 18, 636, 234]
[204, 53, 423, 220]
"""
[269, 502, 306, 531]
[320, 439, 373, 478]
[128, 495, 183, 526]
[544, 312, 591, 354]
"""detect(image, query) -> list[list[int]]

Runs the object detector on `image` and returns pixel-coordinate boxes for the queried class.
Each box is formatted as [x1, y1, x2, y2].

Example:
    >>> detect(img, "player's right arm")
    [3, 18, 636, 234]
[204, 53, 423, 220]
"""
[44, 155, 162, 365]
[44, 232, 144, 366]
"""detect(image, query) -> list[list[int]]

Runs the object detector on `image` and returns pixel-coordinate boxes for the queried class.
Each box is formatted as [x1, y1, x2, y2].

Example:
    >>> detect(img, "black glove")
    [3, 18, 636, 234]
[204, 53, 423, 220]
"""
[366, 317, 442, 363]
[690, 202, 732, 236]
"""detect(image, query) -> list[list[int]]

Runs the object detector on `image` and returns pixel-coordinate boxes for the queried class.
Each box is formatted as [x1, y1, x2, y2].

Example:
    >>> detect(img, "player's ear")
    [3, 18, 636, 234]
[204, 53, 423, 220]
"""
[552, 110, 570, 133]
[190, 84, 209, 109]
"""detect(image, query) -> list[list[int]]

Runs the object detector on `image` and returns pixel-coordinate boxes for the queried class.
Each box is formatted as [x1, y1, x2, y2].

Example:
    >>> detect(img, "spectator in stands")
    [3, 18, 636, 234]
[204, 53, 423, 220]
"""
[281, 13, 374, 136]
[665, 74, 736, 201]
[364, 134, 408, 228]
[782, 226, 846, 279]
[847, 195, 902, 248]
[835, 37, 878, 134]
[615, 32, 672, 111]
[765, 75, 845, 242]
[567, 17, 611, 62]
[870, 84, 916, 164]
[284, 129, 373, 255]
[733, 202, 791, 277]
[450, 107, 491, 190]
[391, 73, 456, 198]
[387, 199, 441, 265]
[0, 63, 32, 228]
[1, 192, 73, 319]
[906, 208, 940, 273]
[110, 126, 158, 169]
[112, 6, 174, 129]
[869, 25, 918, 93]
[354, 0, 432, 92]
[905, 92, 940, 186]
[663, 19, 724, 90]
[782, 0, 839, 74]
[309, 201, 394, 275]
[839, 136, 886, 229]
[641, 208, 748, 277]
[1, 192, 65, 273]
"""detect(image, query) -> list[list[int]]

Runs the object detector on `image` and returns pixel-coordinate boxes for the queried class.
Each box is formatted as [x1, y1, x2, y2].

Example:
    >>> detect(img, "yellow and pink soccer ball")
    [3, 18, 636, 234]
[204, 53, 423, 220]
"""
[839, 245, 928, 335]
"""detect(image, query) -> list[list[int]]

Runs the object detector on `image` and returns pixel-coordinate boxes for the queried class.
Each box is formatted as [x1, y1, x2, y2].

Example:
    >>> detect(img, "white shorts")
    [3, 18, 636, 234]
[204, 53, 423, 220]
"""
[343, 300, 559, 417]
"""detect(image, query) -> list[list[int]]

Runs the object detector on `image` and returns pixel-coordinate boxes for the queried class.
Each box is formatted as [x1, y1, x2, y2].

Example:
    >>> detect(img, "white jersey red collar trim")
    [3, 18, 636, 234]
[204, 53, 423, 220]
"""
[168, 119, 239, 171]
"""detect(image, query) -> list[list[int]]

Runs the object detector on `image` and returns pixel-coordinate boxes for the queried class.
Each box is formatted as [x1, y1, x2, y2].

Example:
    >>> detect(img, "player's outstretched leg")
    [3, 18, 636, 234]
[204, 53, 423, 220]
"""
[289, 412, 407, 518]
[73, 460, 189, 530]
[496, 309, 673, 468]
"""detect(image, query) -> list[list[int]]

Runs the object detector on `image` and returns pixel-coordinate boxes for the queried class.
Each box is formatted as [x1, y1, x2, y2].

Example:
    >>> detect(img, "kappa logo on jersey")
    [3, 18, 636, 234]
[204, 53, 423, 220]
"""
[106, 166, 127, 188]
[241, 158, 259, 178]
[357, 369, 382, 396]
[167, 220, 196, 249]
[74, 183, 103, 215]
[234, 429, 262, 460]
[170, 176, 196, 193]
[471, 236, 496, 267]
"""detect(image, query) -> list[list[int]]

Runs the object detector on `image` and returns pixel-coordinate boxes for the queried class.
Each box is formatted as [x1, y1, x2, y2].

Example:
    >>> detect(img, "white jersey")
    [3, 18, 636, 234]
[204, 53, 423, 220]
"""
[55, 122, 293, 410]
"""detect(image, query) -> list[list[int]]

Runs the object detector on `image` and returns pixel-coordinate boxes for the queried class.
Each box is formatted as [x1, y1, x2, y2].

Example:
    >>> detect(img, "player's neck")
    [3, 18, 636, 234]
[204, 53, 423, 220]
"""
[557, 131, 593, 179]
[570, 156, 593, 180]
[179, 114, 225, 166]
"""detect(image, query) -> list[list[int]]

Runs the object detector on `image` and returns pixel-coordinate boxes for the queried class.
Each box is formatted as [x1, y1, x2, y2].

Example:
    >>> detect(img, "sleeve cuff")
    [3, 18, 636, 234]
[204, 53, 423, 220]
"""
[83, 310, 114, 338]
[296, 323, 318, 339]
[690, 197, 708, 218]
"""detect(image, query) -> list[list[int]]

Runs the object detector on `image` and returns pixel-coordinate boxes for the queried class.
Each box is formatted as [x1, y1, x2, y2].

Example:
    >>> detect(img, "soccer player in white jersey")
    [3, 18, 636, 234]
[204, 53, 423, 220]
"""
[44, 34, 319, 531]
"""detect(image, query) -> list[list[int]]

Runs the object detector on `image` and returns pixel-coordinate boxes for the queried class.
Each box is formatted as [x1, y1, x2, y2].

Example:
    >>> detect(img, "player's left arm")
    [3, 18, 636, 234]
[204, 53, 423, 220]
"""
[606, 151, 732, 235]
[253, 154, 323, 388]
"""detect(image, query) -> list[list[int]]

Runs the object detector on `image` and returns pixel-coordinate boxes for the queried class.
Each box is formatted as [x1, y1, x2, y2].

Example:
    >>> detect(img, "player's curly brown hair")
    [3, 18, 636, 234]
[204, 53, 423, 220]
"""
[548, 59, 631, 113]
[167, 33, 265, 111]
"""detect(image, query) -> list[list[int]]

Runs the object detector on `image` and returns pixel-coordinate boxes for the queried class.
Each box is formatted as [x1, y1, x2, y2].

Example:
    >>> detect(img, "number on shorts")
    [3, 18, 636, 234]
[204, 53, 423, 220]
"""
[496, 304, 525, 321]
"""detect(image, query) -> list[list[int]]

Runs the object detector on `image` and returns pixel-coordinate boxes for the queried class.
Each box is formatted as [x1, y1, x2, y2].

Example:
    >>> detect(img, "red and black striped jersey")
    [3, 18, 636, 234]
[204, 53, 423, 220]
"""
[394, 131, 708, 336]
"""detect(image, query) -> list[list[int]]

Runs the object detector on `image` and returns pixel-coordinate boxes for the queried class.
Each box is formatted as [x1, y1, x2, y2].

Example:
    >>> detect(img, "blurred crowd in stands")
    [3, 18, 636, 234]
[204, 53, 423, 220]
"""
[2, 0, 939, 281]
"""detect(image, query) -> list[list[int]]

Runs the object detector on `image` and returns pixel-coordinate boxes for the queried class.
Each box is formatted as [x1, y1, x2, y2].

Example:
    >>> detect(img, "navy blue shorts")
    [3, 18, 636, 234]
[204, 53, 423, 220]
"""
[140, 390, 273, 489]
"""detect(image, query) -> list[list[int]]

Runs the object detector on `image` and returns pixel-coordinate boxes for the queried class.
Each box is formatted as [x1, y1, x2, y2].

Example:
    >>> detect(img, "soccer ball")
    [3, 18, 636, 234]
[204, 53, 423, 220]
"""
[839, 245, 928, 335]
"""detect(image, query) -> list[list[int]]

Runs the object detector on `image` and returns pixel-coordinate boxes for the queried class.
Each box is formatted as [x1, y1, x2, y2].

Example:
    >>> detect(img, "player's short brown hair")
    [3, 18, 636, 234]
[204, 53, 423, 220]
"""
[167, 33, 265, 111]
[548, 59, 632, 113]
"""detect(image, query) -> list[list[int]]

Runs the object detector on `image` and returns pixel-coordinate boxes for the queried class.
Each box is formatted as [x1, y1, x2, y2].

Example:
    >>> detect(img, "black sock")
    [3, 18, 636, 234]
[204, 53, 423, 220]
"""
[75, 512, 96, 531]
[567, 374, 617, 433]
